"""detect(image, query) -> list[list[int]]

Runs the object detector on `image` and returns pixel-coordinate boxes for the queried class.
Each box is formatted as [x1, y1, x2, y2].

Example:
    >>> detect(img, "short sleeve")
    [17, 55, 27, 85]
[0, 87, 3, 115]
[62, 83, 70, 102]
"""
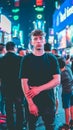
[48, 54, 60, 75]
[19, 56, 29, 79]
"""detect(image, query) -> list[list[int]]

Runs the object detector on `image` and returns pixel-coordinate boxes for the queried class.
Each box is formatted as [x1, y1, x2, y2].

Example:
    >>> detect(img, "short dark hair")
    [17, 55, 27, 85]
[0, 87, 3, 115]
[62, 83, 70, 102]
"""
[6, 41, 16, 51]
[17, 47, 26, 53]
[44, 43, 51, 51]
[30, 29, 46, 37]
[58, 57, 66, 69]
[66, 54, 70, 60]
[52, 49, 58, 54]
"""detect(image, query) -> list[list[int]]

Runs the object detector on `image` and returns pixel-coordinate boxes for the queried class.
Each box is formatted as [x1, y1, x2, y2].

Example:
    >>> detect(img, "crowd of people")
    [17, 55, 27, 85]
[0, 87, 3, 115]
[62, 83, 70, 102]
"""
[0, 29, 73, 130]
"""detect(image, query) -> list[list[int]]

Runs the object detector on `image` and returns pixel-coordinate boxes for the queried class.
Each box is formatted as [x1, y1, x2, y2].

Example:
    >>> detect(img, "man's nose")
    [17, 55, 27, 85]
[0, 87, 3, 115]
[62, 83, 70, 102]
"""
[37, 38, 41, 42]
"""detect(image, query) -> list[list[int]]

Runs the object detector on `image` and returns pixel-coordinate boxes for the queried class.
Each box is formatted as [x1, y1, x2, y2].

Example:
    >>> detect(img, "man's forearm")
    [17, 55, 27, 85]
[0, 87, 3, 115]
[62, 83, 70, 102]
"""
[38, 75, 60, 93]
[25, 92, 34, 105]
[21, 78, 34, 105]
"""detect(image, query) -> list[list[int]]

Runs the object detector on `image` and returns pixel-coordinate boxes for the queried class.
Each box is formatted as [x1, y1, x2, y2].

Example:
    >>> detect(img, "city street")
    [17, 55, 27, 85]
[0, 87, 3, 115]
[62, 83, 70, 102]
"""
[0, 0, 73, 130]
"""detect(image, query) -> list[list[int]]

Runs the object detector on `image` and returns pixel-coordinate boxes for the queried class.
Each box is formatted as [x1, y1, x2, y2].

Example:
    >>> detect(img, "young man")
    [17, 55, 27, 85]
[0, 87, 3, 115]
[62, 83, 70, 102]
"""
[19, 29, 60, 130]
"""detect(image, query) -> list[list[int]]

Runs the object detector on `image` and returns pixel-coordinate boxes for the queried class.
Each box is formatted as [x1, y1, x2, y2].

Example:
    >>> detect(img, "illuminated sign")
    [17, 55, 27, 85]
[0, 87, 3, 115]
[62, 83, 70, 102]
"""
[57, 6, 73, 25]
[0, 15, 11, 33]
[36, 0, 43, 6]
[37, 14, 43, 19]
[12, 8, 20, 13]
[53, 0, 73, 32]
[35, 6, 44, 12]
[13, 15, 19, 20]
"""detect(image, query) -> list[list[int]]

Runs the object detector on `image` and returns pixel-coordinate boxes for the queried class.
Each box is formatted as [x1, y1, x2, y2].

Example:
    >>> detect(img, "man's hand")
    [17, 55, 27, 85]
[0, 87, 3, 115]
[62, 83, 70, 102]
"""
[28, 102, 39, 116]
[26, 87, 41, 98]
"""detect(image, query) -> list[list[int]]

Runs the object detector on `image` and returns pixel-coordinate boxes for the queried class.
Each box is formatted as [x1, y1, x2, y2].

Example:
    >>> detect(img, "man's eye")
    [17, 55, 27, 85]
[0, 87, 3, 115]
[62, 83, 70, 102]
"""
[34, 38, 37, 40]
[40, 37, 43, 40]
[34, 38, 43, 40]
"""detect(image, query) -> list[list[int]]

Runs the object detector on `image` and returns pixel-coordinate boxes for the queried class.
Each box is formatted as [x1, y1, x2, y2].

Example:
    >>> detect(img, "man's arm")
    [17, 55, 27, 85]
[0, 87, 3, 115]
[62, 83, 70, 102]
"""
[21, 78, 39, 116]
[21, 78, 34, 104]
[27, 74, 60, 98]
[39, 74, 60, 92]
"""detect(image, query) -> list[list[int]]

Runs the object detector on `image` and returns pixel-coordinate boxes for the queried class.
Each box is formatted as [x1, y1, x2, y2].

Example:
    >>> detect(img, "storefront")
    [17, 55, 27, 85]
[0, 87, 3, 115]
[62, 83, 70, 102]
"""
[53, 0, 73, 51]
[0, 14, 11, 44]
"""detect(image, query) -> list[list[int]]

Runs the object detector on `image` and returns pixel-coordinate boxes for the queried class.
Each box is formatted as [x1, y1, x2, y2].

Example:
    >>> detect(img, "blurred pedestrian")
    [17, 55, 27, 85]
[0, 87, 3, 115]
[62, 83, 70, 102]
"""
[58, 58, 73, 130]
[0, 41, 24, 130]
[17, 47, 27, 56]
[0, 43, 6, 115]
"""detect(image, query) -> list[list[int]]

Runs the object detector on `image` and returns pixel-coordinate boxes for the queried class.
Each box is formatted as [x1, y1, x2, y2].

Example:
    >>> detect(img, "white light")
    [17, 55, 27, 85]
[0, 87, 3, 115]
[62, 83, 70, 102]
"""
[70, 47, 73, 56]
[0, 15, 11, 33]
[38, 21, 41, 29]
[19, 30, 23, 45]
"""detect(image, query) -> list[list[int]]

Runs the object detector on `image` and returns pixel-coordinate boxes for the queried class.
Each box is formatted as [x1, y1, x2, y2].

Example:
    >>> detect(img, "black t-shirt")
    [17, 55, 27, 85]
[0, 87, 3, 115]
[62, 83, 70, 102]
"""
[19, 53, 60, 111]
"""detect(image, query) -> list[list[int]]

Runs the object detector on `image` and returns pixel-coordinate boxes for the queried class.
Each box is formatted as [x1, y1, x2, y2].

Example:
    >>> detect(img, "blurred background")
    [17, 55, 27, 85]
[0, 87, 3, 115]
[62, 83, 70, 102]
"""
[0, 0, 73, 57]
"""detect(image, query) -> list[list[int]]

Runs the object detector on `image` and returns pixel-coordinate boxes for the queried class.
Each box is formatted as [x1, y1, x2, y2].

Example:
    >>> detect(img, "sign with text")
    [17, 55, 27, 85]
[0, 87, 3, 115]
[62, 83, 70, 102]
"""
[53, 0, 73, 32]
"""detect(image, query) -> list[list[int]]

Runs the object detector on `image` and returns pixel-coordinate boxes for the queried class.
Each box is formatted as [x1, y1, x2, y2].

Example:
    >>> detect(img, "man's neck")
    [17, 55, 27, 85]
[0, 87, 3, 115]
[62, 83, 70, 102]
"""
[32, 49, 45, 56]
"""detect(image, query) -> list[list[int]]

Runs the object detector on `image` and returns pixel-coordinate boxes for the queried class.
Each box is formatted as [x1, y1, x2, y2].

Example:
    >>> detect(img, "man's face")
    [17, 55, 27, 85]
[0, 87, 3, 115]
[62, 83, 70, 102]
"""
[31, 35, 46, 50]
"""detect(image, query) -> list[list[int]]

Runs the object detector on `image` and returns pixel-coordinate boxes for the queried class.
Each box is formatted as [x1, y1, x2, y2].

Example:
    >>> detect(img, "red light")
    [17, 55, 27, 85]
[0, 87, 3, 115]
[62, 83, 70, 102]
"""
[36, 0, 43, 6]
[14, 1, 19, 7]
[14, 0, 20, 7]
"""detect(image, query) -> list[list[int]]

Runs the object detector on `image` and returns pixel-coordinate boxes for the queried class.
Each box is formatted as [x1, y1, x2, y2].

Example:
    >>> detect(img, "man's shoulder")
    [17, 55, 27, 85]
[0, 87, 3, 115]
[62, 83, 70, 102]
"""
[23, 53, 32, 59]
[46, 53, 58, 61]
[21, 53, 32, 63]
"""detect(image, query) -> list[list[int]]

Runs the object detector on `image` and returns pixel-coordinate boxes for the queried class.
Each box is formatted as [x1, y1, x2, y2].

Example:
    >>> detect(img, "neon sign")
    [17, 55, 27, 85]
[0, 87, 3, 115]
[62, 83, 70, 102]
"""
[53, 0, 73, 32]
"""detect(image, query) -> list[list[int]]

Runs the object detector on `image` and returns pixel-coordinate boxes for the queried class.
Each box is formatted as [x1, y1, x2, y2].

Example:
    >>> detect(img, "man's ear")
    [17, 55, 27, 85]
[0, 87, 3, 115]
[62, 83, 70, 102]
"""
[44, 39, 46, 45]
[30, 40, 34, 46]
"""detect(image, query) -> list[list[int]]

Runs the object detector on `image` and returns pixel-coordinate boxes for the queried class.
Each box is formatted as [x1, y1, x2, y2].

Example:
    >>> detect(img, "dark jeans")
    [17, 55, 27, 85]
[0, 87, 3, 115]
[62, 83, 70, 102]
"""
[27, 107, 55, 130]
[5, 97, 23, 130]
